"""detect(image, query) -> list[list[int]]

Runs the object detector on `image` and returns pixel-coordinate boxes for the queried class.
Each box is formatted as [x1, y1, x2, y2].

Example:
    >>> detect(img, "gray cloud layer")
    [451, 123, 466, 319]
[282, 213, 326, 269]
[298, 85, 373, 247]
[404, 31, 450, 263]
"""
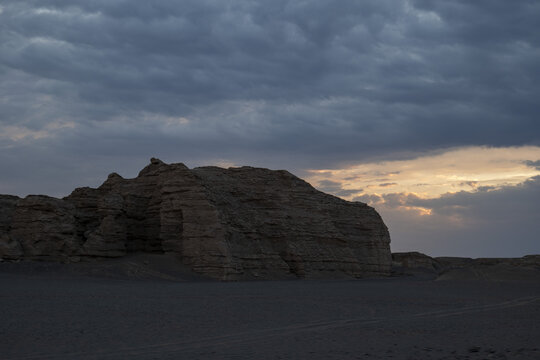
[1, 1, 539, 191]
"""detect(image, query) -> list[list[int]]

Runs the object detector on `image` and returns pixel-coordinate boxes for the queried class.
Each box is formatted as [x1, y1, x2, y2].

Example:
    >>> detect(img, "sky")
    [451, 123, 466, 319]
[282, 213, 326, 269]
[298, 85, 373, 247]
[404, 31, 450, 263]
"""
[1, 0, 539, 257]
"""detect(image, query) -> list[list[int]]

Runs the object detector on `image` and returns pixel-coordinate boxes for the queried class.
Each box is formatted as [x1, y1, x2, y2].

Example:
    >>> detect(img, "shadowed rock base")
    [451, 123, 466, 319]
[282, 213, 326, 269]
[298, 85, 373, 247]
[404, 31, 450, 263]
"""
[0, 159, 391, 280]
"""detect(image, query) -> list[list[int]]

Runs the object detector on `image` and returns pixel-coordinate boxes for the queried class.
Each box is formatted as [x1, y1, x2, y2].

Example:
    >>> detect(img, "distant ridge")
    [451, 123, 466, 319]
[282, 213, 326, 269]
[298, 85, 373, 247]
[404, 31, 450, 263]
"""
[392, 252, 540, 281]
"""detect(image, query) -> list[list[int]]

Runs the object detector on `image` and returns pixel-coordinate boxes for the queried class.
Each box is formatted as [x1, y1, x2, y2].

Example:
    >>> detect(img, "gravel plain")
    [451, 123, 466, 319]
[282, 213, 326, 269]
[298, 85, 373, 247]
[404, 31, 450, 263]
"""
[1, 257, 539, 360]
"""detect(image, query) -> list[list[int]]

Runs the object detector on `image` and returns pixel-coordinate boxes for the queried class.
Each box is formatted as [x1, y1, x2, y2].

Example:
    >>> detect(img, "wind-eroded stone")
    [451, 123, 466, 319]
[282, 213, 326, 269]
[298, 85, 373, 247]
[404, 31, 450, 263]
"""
[0, 159, 392, 280]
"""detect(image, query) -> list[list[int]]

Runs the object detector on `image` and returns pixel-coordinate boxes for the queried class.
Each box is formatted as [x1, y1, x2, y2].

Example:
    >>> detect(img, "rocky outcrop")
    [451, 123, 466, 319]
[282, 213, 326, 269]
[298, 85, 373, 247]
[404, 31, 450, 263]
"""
[0, 158, 392, 280]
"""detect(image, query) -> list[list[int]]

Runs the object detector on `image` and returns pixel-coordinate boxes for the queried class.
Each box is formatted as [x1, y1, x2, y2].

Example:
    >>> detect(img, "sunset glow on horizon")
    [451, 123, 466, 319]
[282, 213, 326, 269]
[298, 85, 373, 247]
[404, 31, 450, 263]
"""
[306, 145, 540, 256]
[307, 146, 540, 202]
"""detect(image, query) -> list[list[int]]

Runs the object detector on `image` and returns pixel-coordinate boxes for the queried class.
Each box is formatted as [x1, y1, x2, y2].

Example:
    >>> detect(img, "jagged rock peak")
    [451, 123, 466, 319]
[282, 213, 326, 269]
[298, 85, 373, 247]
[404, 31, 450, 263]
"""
[0, 160, 392, 280]
[138, 158, 188, 177]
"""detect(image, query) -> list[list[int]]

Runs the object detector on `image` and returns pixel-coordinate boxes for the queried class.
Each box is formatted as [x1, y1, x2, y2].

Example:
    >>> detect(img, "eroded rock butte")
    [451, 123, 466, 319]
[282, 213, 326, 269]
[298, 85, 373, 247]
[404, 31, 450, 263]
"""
[0, 159, 391, 280]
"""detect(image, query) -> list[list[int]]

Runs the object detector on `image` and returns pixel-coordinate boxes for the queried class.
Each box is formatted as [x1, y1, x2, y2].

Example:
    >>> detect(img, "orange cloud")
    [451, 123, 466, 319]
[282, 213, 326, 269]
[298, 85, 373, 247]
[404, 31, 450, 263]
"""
[307, 146, 540, 226]
[307, 146, 540, 205]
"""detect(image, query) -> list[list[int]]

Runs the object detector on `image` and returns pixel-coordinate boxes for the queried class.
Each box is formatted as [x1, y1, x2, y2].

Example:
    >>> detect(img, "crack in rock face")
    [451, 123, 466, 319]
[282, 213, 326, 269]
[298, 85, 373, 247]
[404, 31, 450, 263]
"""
[0, 159, 391, 280]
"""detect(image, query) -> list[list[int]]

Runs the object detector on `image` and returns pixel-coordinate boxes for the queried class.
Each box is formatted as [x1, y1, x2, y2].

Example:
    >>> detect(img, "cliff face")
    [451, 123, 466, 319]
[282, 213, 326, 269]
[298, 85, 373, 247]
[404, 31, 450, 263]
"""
[0, 159, 391, 280]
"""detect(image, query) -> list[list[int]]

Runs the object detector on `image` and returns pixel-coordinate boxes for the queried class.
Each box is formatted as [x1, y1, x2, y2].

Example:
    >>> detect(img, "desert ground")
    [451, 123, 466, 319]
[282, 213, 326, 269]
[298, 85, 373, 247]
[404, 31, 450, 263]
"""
[1, 255, 539, 360]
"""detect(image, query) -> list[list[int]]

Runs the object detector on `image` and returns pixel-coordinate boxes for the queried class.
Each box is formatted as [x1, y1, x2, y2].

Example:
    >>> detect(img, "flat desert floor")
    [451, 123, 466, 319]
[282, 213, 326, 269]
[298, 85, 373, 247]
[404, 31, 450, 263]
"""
[1, 257, 539, 360]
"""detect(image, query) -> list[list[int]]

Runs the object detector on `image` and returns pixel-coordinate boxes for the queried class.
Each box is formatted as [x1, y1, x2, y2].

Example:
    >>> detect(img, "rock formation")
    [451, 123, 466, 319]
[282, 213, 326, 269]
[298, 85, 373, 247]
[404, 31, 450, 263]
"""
[0, 159, 392, 280]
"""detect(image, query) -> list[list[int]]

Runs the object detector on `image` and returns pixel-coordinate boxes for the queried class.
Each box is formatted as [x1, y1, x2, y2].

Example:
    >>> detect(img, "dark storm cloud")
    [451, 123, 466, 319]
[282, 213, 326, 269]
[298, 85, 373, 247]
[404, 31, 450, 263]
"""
[524, 160, 540, 171]
[316, 180, 363, 198]
[1, 0, 540, 196]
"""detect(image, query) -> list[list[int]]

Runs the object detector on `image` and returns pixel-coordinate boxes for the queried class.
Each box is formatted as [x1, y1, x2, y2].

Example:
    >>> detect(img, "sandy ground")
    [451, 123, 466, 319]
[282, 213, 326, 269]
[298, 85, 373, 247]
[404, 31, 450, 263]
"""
[1, 257, 539, 360]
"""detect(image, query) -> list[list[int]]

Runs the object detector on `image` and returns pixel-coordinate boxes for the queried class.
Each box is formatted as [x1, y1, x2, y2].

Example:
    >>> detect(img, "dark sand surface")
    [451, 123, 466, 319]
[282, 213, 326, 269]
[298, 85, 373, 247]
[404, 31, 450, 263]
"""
[1, 257, 539, 359]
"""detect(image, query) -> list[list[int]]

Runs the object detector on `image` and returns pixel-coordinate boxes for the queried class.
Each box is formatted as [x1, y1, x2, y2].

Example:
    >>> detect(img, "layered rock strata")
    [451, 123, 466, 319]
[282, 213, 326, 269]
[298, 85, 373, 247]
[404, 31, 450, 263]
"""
[0, 159, 392, 280]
